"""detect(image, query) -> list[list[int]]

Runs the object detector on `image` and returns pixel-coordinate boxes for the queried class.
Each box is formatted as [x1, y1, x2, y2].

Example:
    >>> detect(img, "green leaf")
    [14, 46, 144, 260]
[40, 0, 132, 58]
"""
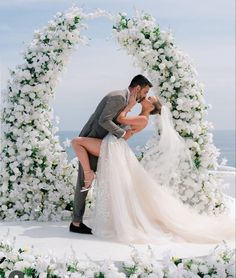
[123, 264, 138, 276]
[95, 273, 105, 278]
[0, 269, 5, 278]
[23, 267, 37, 276]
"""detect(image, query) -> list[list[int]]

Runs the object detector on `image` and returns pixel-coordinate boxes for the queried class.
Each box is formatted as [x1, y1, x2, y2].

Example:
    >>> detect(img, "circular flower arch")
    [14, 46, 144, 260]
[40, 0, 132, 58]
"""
[0, 7, 228, 221]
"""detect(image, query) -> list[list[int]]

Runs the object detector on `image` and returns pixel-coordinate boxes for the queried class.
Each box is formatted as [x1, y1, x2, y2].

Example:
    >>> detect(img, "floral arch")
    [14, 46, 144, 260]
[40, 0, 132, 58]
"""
[0, 7, 228, 221]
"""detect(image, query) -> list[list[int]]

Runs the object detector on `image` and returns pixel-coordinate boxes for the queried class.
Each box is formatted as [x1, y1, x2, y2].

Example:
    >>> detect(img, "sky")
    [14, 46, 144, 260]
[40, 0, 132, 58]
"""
[0, 0, 235, 132]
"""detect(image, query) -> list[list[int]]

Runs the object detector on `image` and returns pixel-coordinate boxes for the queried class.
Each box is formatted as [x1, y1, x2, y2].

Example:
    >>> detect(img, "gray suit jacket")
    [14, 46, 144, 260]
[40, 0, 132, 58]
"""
[79, 89, 129, 139]
[72, 89, 130, 222]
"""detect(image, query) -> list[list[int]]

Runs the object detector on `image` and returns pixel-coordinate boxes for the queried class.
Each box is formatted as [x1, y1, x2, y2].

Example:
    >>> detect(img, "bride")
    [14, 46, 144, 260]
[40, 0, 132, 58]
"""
[71, 93, 235, 244]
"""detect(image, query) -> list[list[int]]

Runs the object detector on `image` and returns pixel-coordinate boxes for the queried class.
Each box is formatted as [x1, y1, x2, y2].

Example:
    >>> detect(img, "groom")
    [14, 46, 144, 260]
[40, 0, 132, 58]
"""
[69, 74, 153, 234]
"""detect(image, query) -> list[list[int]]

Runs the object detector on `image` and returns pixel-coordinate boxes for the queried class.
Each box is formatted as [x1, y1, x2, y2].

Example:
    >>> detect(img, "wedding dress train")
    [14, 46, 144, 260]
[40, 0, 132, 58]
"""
[91, 134, 235, 244]
[91, 107, 235, 244]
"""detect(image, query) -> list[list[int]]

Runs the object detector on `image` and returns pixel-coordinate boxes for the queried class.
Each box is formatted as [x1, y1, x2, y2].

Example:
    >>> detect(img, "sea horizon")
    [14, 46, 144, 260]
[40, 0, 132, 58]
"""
[57, 129, 236, 168]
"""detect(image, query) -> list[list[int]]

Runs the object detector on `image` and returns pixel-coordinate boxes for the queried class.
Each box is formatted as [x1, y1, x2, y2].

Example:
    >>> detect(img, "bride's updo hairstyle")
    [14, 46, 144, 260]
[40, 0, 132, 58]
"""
[150, 97, 162, 115]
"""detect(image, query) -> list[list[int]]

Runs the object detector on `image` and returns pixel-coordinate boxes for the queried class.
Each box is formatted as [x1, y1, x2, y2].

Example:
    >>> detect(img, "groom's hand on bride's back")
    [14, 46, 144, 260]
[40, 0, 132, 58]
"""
[122, 129, 134, 140]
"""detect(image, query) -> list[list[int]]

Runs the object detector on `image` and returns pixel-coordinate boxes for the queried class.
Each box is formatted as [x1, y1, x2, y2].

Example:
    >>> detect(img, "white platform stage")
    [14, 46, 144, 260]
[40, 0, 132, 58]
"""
[0, 168, 235, 262]
[1, 221, 235, 262]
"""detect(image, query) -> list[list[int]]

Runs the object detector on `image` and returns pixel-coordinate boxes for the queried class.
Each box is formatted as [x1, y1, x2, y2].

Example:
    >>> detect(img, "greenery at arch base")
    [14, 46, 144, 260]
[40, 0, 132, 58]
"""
[0, 7, 230, 222]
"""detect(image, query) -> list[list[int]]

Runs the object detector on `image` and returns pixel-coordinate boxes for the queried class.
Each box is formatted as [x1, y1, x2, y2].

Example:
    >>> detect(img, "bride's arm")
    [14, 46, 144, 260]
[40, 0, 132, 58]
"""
[116, 94, 147, 126]
[116, 106, 147, 126]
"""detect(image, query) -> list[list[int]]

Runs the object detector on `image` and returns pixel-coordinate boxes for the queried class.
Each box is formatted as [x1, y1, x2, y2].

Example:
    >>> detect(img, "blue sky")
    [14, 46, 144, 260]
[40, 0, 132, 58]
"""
[0, 0, 235, 132]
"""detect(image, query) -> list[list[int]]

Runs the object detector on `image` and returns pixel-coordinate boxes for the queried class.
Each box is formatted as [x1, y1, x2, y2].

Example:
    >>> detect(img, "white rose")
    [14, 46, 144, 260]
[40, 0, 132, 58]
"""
[159, 63, 165, 70]
[14, 260, 31, 270]
[2, 205, 8, 211]
[174, 82, 181, 88]
[19, 98, 26, 105]
[33, 99, 41, 106]
[177, 98, 184, 106]
[185, 189, 194, 198]
[21, 85, 32, 93]
[198, 265, 209, 274]
[10, 175, 17, 181]
[13, 168, 20, 174]
[8, 147, 15, 155]
[23, 159, 31, 166]
[172, 110, 179, 118]
[30, 92, 36, 99]
[8, 116, 15, 122]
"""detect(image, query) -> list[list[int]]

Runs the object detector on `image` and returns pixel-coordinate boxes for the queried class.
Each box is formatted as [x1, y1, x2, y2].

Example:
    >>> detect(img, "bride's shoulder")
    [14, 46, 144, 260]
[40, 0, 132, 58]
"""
[138, 115, 148, 124]
[132, 116, 148, 132]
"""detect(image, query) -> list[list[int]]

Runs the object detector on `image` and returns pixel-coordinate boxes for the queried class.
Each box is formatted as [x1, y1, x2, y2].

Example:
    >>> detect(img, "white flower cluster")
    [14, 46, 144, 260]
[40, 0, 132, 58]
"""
[0, 7, 88, 221]
[113, 12, 228, 215]
[0, 237, 234, 277]
[123, 243, 235, 278]
[0, 7, 230, 220]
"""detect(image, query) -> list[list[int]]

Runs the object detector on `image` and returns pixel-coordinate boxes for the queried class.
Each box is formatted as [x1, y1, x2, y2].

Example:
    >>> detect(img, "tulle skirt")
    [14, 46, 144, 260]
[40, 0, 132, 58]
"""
[91, 133, 235, 244]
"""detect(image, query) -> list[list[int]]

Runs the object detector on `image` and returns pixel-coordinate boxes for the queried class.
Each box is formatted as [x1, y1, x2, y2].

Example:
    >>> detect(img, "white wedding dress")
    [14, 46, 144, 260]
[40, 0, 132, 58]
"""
[91, 107, 235, 244]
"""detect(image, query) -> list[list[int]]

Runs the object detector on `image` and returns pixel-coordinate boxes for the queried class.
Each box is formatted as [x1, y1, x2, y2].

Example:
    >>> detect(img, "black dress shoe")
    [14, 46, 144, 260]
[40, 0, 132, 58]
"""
[69, 222, 92, 234]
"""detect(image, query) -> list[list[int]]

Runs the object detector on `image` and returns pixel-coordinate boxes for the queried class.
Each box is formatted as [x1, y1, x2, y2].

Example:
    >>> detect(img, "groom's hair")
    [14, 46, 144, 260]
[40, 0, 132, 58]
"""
[129, 74, 153, 88]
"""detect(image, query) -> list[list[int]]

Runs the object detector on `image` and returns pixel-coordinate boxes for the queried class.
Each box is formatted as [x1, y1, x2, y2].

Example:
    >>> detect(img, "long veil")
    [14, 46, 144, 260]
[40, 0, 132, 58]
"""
[141, 105, 195, 188]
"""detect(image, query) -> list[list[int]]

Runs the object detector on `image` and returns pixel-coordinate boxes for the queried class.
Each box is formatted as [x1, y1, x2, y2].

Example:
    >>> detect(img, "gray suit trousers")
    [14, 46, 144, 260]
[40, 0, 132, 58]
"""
[72, 89, 129, 222]
[72, 153, 98, 222]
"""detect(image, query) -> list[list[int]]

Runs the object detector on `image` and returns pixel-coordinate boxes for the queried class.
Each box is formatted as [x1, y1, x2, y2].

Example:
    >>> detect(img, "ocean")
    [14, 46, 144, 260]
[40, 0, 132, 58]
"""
[57, 130, 235, 167]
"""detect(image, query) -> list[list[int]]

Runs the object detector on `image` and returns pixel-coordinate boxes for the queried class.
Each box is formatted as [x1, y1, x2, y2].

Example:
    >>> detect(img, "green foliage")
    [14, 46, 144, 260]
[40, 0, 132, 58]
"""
[67, 263, 78, 272]
[0, 269, 5, 278]
[95, 272, 105, 278]
[123, 264, 139, 276]
[23, 267, 38, 277]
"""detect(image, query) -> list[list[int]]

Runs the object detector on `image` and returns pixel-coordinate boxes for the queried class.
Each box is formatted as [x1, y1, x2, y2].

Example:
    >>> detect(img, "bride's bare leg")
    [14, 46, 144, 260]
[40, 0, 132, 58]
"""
[71, 137, 102, 189]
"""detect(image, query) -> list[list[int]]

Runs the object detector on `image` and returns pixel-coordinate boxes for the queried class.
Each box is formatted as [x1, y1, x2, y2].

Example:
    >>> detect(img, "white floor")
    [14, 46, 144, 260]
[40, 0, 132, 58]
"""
[0, 168, 235, 262]
[1, 221, 235, 262]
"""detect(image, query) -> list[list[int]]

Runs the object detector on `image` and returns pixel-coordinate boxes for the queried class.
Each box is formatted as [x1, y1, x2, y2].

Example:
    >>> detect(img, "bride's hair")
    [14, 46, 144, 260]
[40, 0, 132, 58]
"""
[150, 98, 162, 115]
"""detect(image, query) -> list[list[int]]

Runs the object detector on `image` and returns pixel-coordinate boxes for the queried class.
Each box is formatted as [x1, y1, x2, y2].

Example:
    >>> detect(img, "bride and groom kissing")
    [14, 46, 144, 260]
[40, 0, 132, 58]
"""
[69, 74, 235, 244]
